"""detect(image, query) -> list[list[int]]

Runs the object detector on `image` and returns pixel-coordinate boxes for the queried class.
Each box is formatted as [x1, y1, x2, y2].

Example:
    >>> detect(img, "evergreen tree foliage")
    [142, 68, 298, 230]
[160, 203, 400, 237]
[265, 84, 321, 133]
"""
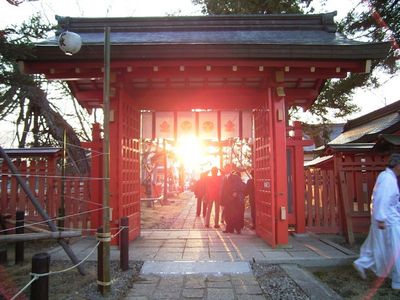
[313, 0, 399, 122]
[192, 0, 314, 14]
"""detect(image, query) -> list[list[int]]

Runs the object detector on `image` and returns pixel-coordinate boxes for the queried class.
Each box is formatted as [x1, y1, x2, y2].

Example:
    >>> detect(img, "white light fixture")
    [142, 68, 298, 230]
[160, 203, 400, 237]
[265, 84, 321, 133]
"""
[58, 31, 82, 56]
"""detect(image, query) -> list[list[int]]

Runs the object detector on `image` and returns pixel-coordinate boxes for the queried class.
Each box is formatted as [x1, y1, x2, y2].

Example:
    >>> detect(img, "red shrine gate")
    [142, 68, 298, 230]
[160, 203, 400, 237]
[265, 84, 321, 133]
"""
[20, 13, 389, 247]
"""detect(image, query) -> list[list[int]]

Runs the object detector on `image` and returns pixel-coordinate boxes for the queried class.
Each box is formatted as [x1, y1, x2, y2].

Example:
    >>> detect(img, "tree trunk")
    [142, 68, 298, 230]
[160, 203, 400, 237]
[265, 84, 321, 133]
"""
[25, 84, 90, 175]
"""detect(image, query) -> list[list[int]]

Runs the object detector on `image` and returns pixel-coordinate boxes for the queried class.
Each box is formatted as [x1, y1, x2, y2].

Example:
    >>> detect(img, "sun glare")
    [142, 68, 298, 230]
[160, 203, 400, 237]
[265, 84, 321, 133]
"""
[175, 136, 204, 170]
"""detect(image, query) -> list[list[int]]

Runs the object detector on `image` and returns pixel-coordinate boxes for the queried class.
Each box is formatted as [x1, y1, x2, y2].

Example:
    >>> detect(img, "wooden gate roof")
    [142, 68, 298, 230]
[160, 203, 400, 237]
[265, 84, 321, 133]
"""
[20, 13, 390, 111]
[31, 12, 388, 61]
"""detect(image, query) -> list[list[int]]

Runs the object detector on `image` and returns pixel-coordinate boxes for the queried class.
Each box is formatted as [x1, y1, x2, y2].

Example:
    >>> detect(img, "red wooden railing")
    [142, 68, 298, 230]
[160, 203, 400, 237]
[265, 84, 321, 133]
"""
[0, 150, 91, 233]
[304, 167, 341, 233]
[304, 153, 388, 234]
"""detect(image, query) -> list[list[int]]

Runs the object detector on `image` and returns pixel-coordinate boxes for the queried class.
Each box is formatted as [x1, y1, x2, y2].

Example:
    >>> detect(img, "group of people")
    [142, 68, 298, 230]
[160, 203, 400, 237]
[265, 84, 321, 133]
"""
[193, 164, 255, 234]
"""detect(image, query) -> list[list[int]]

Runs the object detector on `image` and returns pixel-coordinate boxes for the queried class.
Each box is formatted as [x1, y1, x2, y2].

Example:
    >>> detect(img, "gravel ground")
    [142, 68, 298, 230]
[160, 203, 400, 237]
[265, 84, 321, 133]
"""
[62, 261, 143, 300]
[313, 264, 400, 299]
[252, 263, 310, 300]
[0, 260, 143, 300]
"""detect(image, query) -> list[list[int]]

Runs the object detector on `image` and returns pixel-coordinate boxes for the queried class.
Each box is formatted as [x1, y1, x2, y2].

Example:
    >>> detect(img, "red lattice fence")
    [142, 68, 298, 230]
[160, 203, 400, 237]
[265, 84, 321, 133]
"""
[305, 153, 388, 235]
[0, 149, 91, 233]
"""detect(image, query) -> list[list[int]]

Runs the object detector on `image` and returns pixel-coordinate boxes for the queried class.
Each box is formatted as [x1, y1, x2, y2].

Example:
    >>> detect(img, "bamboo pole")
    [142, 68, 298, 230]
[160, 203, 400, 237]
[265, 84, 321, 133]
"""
[58, 129, 66, 230]
[99, 26, 111, 295]
[0, 231, 81, 243]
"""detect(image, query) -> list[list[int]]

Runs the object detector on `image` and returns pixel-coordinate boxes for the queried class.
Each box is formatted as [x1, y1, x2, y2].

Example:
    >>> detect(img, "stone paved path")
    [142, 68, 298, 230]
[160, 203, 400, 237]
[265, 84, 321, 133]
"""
[48, 193, 349, 299]
[125, 274, 266, 300]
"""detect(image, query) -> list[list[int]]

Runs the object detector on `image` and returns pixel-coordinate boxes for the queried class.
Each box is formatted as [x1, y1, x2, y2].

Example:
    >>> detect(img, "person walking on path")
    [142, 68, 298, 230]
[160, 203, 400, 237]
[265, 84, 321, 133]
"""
[221, 168, 246, 234]
[204, 167, 222, 228]
[220, 164, 233, 225]
[245, 170, 256, 230]
[353, 153, 400, 289]
[194, 172, 207, 217]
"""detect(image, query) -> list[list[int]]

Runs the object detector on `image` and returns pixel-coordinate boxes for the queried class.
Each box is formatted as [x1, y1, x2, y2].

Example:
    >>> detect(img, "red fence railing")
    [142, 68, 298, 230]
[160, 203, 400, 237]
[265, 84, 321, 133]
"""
[0, 150, 91, 233]
[305, 168, 341, 233]
[305, 153, 387, 235]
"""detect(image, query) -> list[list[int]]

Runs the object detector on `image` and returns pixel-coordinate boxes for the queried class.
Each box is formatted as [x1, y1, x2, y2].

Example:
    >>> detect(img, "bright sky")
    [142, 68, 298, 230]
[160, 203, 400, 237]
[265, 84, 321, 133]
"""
[0, 0, 399, 125]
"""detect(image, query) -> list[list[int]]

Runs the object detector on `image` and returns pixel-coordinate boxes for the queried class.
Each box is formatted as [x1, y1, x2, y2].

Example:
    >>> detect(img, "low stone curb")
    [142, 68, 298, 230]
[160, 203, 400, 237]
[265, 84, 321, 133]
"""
[280, 264, 342, 300]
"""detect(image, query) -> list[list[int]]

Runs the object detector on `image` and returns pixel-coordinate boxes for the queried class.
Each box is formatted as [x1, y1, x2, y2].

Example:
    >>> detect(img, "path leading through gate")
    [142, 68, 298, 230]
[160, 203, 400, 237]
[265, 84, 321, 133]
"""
[47, 193, 356, 299]
[50, 193, 357, 264]
[140, 192, 254, 231]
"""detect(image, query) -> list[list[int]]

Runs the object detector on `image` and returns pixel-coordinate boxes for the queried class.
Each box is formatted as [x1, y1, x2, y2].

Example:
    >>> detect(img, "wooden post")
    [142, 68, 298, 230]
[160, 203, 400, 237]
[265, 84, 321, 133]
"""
[101, 26, 111, 295]
[272, 90, 288, 246]
[97, 227, 111, 294]
[339, 171, 355, 245]
[30, 252, 49, 300]
[0, 249, 7, 264]
[293, 121, 306, 234]
[0, 213, 10, 234]
[97, 227, 103, 293]
[120, 217, 129, 271]
[15, 210, 24, 264]
[58, 129, 66, 230]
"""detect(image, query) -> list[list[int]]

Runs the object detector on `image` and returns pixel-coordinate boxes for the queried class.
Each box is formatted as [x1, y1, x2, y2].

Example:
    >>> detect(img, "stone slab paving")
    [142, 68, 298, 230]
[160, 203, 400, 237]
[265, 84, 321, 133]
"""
[124, 274, 266, 300]
[141, 261, 252, 275]
[47, 228, 357, 267]
[45, 194, 348, 299]
[122, 228, 357, 266]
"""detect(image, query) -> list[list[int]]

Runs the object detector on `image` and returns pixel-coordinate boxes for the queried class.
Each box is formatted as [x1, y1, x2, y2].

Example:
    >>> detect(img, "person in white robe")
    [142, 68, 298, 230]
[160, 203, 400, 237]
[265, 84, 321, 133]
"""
[353, 153, 400, 289]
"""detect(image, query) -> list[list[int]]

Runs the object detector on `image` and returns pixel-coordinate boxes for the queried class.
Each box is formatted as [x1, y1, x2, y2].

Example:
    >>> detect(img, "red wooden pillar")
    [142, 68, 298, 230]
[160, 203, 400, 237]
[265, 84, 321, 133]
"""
[293, 121, 306, 233]
[109, 95, 120, 245]
[89, 123, 103, 231]
[272, 91, 288, 246]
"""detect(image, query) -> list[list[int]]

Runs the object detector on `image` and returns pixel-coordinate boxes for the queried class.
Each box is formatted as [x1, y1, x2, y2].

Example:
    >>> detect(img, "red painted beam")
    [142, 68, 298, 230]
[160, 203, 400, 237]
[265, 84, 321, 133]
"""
[125, 87, 265, 110]
[44, 68, 269, 82]
[72, 86, 325, 110]
[284, 69, 348, 80]
[45, 71, 102, 81]
[22, 59, 367, 75]
[121, 67, 273, 81]
[285, 88, 319, 100]
[75, 90, 103, 101]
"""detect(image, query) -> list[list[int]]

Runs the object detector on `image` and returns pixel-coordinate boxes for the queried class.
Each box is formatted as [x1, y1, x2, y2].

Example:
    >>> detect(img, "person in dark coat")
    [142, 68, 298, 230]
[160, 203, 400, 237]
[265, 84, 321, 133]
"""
[194, 172, 207, 217]
[204, 167, 222, 228]
[221, 169, 245, 234]
[245, 170, 256, 229]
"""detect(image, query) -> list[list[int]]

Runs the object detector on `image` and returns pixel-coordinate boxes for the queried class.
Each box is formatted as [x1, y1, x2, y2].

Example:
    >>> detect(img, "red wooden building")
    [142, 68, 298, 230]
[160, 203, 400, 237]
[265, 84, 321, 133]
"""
[304, 100, 400, 242]
[19, 12, 389, 247]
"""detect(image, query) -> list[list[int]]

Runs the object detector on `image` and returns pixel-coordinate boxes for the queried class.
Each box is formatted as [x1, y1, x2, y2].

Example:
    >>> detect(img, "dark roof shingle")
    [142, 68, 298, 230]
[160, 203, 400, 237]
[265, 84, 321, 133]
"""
[28, 12, 389, 61]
